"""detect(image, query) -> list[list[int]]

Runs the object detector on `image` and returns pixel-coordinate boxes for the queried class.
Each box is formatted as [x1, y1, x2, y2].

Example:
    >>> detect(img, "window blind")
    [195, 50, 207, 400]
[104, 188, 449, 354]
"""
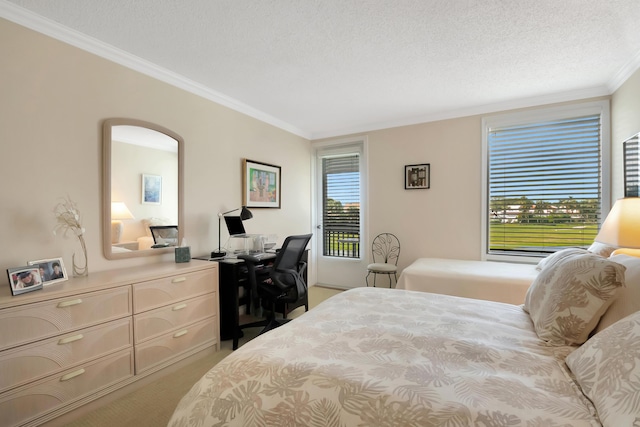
[624, 135, 639, 197]
[322, 154, 360, 258]
[488, 114, 602, 256]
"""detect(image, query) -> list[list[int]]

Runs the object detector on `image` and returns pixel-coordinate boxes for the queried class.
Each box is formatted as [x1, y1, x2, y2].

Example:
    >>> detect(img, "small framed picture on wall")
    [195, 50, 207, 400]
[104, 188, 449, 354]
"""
[405, 163, 430, 189]
[142, 173, 162, 204]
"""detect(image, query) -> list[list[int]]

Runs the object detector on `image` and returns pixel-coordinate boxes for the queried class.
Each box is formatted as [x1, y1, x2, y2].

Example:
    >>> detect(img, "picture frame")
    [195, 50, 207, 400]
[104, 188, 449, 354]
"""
[242, 159, 281, 208]
[27, 257, 68, 286]
[7, 266, 44, 296]
[142, 173, 162, 205]
[405, 163, 430, 189]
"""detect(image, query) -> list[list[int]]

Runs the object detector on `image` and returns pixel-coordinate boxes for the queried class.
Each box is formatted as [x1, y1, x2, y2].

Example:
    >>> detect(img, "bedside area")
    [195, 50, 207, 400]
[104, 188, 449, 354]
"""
[0, 260, 219, 427]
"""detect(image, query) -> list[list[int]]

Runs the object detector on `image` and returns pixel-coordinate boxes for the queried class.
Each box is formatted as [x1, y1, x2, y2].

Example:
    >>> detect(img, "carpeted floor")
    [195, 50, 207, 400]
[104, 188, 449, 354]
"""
[64, 285, 343, 427]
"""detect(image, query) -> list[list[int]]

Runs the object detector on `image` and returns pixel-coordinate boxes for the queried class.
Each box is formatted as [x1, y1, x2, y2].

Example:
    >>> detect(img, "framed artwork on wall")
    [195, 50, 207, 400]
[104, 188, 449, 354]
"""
[405, 163, 430, 189]
[142, 173, 162, 204]
[242, 159, 281, 208]
[27, 257, 68, 286]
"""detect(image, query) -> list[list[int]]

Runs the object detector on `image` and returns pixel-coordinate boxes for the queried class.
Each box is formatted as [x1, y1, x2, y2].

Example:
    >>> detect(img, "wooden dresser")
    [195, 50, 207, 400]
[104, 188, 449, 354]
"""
[0, 260, 218, 427]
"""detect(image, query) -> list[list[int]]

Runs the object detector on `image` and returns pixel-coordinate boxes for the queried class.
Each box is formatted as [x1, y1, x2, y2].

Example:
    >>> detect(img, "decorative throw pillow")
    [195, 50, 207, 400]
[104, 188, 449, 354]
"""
[141, 217, 172, 237]
[525, 252, 626, 345]
[594, 254, 640, 333]
[566, 310, 640, 427]
[587, 241, 617, 258]
[535, 247, 590, 271]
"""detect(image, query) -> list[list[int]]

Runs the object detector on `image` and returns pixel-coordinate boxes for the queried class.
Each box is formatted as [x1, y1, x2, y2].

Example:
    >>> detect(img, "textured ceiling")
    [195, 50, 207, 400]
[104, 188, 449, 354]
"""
[4, 0, 640, 139]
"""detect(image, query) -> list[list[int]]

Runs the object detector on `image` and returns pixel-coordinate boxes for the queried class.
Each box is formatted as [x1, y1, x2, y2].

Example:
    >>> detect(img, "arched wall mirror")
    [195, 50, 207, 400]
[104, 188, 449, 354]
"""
[102, 118, 184, 260]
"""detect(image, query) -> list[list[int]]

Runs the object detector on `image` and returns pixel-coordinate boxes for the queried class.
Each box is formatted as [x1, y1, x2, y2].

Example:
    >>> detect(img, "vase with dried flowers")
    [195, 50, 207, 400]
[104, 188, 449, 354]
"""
[53, 196, 88, 277]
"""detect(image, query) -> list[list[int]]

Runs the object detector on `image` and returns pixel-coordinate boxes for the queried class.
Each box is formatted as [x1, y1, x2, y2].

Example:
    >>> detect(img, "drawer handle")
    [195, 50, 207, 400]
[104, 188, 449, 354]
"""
[172, 303, 187, 311]
[172, 277, 187, 284]
[57, 298, 82, 308]
[60, 368, 85, 382]
[173, 329, 188, 338]
[58, 334, 84, 345]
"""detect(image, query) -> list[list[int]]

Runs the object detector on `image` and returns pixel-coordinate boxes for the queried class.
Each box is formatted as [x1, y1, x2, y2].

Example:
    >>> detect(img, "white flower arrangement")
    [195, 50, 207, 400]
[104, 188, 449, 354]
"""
[53, 195, 88, 276]
[53, 196, 85, 238]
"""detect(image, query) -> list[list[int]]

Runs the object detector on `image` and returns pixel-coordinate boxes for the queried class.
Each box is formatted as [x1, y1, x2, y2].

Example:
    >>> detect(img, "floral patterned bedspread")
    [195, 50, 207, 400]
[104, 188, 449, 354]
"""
[169, 287, 601, 426]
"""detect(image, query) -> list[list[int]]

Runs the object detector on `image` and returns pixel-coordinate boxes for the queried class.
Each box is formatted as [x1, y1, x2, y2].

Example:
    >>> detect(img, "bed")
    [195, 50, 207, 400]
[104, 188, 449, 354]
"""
[169, 251, 640, 427]
[396, 258, 539, 304]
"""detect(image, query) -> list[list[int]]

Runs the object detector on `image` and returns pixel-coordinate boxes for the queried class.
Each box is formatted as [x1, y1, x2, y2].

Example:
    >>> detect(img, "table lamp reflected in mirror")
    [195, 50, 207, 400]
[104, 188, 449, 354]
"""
[111, 201, 135, 244]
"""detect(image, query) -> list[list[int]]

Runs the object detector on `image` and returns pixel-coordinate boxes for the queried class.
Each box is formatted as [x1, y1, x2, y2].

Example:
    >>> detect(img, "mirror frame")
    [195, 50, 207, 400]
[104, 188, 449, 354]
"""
[102, 118, 185, 260]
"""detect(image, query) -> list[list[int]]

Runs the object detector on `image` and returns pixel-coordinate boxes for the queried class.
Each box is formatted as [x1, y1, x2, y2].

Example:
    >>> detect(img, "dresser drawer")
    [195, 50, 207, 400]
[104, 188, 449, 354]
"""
[134, 293, 216, 344]
[0, 349, 133, 427]
[0, 317, 133, 394]
[0, 287, 132, 351]
[135, 317, 216, 373]
[133, 269, 215, 313]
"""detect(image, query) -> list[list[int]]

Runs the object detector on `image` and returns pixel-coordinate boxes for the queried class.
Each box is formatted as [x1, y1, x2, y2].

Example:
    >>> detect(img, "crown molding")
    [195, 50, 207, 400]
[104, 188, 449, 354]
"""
[0, 1, 310, 139]
[607, 47, 640, 93]
[311, 85, 611, 140]
[3, 1, 635, 142]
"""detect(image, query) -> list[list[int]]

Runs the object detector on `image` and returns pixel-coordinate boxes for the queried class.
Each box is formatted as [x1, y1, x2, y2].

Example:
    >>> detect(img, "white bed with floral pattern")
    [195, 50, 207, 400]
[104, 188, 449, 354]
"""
[169, 251, 640, 427]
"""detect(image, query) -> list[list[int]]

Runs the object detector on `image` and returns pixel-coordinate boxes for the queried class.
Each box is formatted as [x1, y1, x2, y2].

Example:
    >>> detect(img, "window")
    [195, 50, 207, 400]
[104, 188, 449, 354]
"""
[624, 134, 639, 197]
[482, 101, 610, 261]
[321, 153, 360, 258]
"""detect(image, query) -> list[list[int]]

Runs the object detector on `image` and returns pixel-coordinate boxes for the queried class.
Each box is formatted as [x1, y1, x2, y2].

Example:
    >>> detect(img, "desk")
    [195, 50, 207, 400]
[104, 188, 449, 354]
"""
[197, 250, 308, 350]
[217, 255, 275, 350]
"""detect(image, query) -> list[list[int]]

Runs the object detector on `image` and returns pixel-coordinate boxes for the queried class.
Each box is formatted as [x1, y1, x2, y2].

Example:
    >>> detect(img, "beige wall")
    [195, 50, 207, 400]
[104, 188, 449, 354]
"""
[0, 18, 311, 283]
[611, 68, 640, 200]
[318, 95, 629, 275]
[2, 16, 639, 288]
[111, 141, 179, 242]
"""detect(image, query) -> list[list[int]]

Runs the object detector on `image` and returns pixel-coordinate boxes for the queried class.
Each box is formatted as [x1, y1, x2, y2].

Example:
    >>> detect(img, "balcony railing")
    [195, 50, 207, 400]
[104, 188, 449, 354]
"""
[323, 226, 360, 258]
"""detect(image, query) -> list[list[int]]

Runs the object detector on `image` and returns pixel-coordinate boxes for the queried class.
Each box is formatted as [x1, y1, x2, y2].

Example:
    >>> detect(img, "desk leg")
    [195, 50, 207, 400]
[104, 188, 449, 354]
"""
[219, 262, 242, 350]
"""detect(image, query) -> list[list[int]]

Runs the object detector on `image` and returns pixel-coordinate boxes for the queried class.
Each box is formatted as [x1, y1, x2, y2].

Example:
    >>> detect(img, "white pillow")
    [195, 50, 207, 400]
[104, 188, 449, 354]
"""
[535, 247, 589, 271]
[525, 252, 626, 345]
[587, 241, 617, 258]
[595, 254, 640, 333]
[566, 310, 640, 427]
[141, 217, 172, 237]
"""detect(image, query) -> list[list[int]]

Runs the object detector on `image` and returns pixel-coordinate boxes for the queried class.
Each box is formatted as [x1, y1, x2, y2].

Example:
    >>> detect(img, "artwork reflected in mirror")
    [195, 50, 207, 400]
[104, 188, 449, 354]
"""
[103, 119, 184, 260]
[624, 133, 639, 197]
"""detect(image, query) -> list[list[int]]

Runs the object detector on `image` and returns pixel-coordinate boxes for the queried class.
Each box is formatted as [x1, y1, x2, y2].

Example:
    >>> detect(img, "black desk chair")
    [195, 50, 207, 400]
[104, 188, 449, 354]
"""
[238, 233, 313, 335]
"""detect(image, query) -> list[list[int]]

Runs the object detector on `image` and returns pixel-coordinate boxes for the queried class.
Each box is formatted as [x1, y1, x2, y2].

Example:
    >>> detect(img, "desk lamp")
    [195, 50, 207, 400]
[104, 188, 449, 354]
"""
[111, 201, 135, 244]
[211, 206, 252, 258]
[595, 197, 640, 257]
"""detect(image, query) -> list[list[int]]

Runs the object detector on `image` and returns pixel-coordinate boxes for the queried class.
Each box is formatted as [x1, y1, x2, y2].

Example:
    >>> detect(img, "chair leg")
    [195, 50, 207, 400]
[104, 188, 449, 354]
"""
[366, 271, 371, 287]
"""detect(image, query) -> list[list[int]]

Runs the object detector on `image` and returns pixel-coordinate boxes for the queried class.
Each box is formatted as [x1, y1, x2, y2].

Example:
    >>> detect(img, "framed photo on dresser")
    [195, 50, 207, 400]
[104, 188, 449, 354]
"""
[27, 257, 68, 286]
[7, 266, 44, 295]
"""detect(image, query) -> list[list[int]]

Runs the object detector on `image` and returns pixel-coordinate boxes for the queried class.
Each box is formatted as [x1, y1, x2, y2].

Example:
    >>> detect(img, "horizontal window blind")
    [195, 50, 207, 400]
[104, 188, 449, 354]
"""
[625, 135, 639, 197]
[488, 114, 602, 256]
[322, 154, 360, 258]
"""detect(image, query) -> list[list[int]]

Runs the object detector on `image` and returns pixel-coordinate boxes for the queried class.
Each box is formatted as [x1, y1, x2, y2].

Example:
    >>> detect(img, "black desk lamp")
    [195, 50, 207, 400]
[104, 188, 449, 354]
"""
[211, 206, 253, 258]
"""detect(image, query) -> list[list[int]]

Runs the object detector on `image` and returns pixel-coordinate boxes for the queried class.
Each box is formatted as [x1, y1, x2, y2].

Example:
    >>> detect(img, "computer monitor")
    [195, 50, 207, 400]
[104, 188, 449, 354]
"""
[224, 216, 246, 236]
